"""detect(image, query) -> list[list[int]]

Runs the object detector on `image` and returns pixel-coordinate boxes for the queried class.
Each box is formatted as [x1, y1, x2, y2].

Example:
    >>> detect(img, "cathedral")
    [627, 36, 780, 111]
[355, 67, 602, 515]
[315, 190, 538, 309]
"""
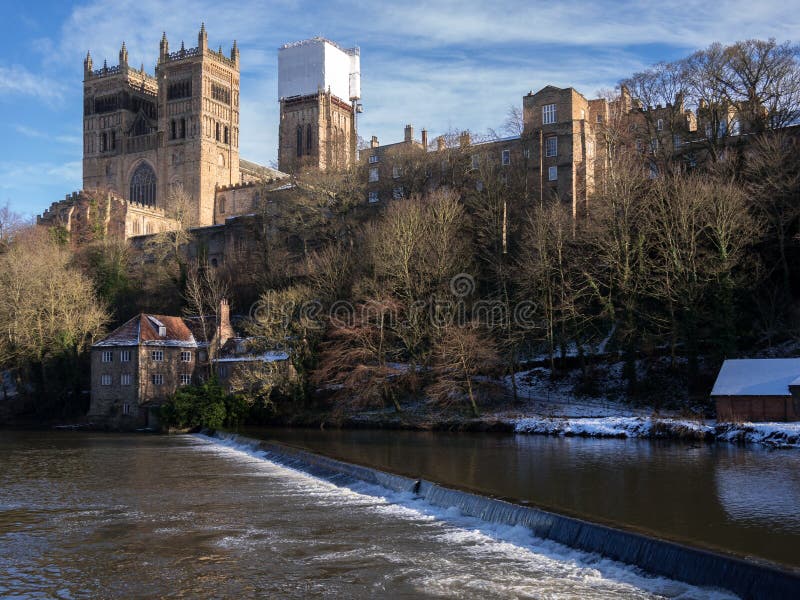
[39, 26, 360, 238]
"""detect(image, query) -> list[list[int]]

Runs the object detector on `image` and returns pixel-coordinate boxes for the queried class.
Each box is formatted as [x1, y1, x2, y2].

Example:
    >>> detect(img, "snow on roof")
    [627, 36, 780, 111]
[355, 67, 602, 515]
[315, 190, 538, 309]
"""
[711, 358, 800, 396]
[213, 351, 289, 363]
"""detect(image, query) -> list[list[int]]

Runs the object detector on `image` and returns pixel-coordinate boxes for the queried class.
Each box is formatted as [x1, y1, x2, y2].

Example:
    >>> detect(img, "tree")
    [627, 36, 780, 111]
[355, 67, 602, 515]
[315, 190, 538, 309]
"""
[0, 227, 108, 414]
[183, 260, 230, 374]
[427, 324, 500, 417]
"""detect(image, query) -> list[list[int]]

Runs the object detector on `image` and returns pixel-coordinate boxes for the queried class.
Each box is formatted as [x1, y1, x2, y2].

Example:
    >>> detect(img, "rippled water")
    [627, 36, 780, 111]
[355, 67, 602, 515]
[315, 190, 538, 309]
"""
[0, 432, 734, 599]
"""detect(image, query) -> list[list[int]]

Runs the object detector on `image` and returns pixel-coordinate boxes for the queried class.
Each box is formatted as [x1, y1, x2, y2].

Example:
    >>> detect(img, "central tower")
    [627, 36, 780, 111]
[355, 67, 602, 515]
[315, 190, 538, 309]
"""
[277, 37, 361, 173]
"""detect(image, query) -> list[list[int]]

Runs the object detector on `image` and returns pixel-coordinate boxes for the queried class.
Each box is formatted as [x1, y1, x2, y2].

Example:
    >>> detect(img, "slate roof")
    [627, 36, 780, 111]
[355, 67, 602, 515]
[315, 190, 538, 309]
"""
[711, 359, 800, 396]
[93, 314, 201, 348]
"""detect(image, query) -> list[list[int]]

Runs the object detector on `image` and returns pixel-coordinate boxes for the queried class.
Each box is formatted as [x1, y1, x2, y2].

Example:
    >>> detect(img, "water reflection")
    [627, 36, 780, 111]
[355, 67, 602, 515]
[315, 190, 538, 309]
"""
[255, 428, 800, 568]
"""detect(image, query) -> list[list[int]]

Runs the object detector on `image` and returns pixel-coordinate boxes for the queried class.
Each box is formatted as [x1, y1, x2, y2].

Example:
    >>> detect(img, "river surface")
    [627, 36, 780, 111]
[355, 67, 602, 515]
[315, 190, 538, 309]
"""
[253, 427, 800, 570]
[0, 431, 739, 599]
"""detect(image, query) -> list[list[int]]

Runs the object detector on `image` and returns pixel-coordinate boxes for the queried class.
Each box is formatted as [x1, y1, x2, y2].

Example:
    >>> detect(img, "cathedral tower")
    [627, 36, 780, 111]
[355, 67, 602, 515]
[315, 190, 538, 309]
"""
[82, 25, 240, 226]
[277, 38, 361, 173]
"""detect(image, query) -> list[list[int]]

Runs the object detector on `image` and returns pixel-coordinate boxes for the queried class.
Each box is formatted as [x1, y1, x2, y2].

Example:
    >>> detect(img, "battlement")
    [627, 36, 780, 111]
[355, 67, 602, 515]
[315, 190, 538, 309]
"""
[216, 181, 258, 193]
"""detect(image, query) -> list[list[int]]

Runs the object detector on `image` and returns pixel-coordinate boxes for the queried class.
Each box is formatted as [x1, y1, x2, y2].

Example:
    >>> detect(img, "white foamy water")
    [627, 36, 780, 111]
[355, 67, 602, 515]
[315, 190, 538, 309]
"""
[195, 433, 737, 599]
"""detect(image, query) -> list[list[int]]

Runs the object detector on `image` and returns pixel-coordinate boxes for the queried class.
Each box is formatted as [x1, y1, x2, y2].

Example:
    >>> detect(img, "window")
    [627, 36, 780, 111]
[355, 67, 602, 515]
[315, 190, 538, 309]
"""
[545, 137, 557, 157]
[635, 140, 644, 152]
[580, 109, 585, 120]
[596, 114, 603, 123]
[100, 132, 107, 152]
[656, 118, 664, 131]
[129, 162, 157, 207]
[306, 124, 313, 154]
[180, 374, 192, 386]
[181, 351, 192, 362]
[122, 403, 131, 415]
[542, 103, 557, 125]
[121, 373, 132, 386]
[523, 148, 531, 159]
[673, 134, 682, 148]
[471, 154, 479, 169]
[171, 120, 177, 140]
[218, 365, 228, 377]
[369, 167, 379, 182]
[393, 186, 404, 200]
[392, 165, 402, 179]
[180, 118, 186, 139]
[368, 191, 379, 203]
[120, 350, 131, 362]
[167, 79, 192, 100]
[199, 351, 207, 362]
[102, 351, 113, 363]
[152, 374, 164, 385]
[110, 130, 116, 150]
[650, 138, 659, 153]
[101, 374, 112, 386]
[219, 196, 226, 214]
[368, 154, 379, 164]
[151, 350, 164, 362]
[215, 122, 221, 142]
[476, 180, 484, 192]
[501, 149, 510, 165]
[296, 126, 303, 157]
[548, 166, 557, 181]
[211, 83, 231, 104]
[224, 126, 229, 145]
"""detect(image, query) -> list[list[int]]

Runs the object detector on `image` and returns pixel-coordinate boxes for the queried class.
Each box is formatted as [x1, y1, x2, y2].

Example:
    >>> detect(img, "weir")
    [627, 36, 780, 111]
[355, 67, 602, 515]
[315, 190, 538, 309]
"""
[209, 431, 800, 599]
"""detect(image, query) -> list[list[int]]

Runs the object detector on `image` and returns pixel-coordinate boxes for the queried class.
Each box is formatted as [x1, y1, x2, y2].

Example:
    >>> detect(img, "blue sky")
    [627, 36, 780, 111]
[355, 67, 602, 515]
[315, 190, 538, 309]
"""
[1, 0, 798, 217]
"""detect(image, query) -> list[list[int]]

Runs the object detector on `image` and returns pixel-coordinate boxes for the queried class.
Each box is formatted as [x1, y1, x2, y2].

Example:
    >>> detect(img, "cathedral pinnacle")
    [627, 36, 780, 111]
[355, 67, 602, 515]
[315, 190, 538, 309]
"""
[84, 50, 93, 75]
[198, 22, 207, 49]
[231, 39, 239, 62]
[119, 41, 128, 66]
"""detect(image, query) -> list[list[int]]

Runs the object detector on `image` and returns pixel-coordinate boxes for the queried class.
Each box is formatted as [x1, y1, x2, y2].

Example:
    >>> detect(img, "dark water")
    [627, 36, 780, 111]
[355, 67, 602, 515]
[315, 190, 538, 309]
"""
[253, 428, 800, 570]
[0, 431, 735, 599]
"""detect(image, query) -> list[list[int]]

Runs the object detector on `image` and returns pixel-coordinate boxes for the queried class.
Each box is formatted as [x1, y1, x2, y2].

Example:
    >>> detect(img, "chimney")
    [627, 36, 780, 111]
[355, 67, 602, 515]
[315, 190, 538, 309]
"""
[370, 135, 379, 148]
[218, 299, 234, 346]
[437, 136, 446, 152]
[404, 124, 413, 143]
[421, 129, 428, 149]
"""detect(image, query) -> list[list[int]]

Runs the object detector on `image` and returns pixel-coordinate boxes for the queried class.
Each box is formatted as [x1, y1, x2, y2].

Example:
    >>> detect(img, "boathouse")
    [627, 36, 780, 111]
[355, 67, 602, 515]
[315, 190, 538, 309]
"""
[711, 358, 800, 422]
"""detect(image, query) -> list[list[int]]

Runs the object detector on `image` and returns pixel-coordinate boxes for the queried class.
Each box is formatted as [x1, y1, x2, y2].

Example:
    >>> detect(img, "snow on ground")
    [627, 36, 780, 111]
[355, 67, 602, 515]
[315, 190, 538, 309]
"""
[510, 416, 800, 449]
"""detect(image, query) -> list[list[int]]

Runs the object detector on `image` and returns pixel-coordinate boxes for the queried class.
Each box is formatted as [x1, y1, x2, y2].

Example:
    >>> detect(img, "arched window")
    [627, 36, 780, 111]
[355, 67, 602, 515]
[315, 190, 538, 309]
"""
[129, 162, 157, 206]
[224, 126, 229, 145]
[110, 130, 116, 150]
[296, 125, 303, 157]
[215, 122, 221, 141]
[180, 117, 186, 138]
[171, 120, 176, 140]
[219, 196, 226, 214]
[306, 124, 313, 154]
[100, 132, 107, 152]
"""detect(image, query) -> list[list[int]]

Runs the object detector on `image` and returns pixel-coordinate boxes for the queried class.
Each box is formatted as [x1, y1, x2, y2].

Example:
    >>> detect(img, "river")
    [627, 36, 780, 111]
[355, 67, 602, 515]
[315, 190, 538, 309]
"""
[0, 431, 744, 599]
[255, 427, 800, 570]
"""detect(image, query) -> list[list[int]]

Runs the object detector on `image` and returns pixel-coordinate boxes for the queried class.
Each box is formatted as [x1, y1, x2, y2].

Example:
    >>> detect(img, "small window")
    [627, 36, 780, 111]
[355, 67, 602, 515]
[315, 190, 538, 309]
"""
[101, 374, 112, 386]
[368, 154, 379, 164]
[545, 137, 557, 157]
[523, 148, 531, 159]
[171, 120, 176, 140]
[215, 122, 221, 141]
[393, 186, 404, 200]
[120, 350, 131, 362]
[651, 138, 659, 153]
[122, 403, 131, 415]
[673, 134, 682, 148]
[199, 351, 208, 362]
[180, 374, 192, 386]
[392, 165, 402, 179]
[219, 196, 226, 214]
[152, 374, 164, 385]
[471, 154, 479, 169]
[501, 149, 510, 166]
[368, 191, 379, 203]
[369, 167, 379, 182]
[542, 103, 557, 125]
[181, 351, 192, 362]
[224, 126, 229, 145]
[102, 351, 113, 363]
[596, 114, 603, 123]
[180, 117, 186, 139]
[548, 166, 557, 181]
[121, 373, 132, 386]
[151, 350, 164, 362]
[656, 118, 664, 131]
[218, 365, 228, 377]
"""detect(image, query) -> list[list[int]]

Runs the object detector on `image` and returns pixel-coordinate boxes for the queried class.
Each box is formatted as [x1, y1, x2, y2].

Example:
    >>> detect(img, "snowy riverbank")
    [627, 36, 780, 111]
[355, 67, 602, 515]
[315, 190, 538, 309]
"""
[510, 416, 800, 449]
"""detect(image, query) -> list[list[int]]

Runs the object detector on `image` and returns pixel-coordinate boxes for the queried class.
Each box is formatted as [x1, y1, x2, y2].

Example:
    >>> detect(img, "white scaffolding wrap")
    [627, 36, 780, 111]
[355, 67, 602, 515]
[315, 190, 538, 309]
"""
[278, 37, 361, 102]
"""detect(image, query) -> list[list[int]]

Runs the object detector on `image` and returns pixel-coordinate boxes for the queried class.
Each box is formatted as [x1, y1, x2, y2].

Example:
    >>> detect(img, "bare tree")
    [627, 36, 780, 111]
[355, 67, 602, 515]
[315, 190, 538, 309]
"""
[183, 260, 230, 372]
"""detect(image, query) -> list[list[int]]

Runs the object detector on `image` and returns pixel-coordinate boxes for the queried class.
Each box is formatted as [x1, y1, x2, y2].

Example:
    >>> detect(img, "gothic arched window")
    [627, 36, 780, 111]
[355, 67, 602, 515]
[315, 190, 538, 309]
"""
[129, 162, 157, 206]
[306, 124, 313, 154]
[296, 125, 303, 157]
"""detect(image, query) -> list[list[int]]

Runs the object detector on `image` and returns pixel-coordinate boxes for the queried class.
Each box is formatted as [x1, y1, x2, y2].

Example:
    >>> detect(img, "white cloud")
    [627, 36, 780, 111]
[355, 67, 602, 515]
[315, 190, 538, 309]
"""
[0, 64, 65, 104]
[14, 124, 81, 146]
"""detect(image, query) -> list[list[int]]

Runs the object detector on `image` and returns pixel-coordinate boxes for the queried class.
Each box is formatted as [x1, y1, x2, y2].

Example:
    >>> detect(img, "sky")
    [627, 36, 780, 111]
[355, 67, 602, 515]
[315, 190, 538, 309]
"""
[1, 0, 798, 217]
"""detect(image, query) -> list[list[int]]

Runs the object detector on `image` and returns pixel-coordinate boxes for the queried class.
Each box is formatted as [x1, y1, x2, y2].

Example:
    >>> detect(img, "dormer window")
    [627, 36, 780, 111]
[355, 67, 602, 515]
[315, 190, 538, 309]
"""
[148, 316, 167, 338]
